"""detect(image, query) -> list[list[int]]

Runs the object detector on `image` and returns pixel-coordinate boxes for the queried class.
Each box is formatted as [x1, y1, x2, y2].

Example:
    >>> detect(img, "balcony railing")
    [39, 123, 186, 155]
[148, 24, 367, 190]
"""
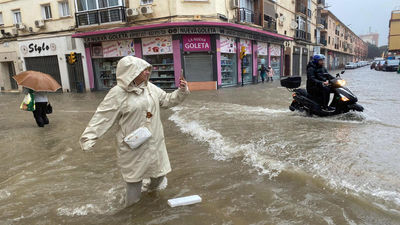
[317, 0, 325, 6]
[320, 39, 327, 46]
[264, 15, 277, 32]
[295, 29, 311, 42]
[237, 8, 255, 24]
[75, 6, 126, 27]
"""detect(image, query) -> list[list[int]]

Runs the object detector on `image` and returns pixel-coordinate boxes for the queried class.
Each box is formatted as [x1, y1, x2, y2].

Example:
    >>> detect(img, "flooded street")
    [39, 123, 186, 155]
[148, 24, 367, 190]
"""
[1, 67, 400, 224]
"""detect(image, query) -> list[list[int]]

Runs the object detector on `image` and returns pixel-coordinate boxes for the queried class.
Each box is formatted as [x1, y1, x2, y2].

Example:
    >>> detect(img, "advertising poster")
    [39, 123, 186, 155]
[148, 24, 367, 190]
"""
[142, 36, 173, 55]
[220, 36, 237, 53]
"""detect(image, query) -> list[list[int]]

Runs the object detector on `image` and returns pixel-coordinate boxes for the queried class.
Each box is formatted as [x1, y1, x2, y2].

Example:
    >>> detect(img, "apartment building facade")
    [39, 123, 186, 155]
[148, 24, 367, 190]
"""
[72, 0, 292, 91]
[0, 0, 90, 92]
[388, 10, 400, 55]
[319, 10, 367, 70]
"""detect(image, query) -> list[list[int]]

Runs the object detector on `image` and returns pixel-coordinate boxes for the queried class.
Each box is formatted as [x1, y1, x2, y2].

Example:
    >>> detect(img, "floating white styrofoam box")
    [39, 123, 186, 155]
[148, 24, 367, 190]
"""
[167, 195, 202, 207]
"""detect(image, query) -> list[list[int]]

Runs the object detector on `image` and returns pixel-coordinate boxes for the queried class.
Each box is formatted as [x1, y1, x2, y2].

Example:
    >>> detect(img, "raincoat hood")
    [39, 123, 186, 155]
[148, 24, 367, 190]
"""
[116, 56, 151, 93]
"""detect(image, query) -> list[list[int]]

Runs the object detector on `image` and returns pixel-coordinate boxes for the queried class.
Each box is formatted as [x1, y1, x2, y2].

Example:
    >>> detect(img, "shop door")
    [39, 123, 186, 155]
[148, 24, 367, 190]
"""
[66, 54, 86, 92]
[301, 55, 308, 75]
[25, 56, 62, 89]
[293, 54, 300, 76]
[183, 54, 214, 82]
[7, 62, 18, 90]
[284, 54, 291, 76]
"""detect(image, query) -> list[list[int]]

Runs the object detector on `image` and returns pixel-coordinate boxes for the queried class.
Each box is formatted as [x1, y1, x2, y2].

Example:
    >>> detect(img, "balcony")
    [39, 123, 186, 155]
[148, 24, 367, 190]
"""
[75, 6, 126, 27]
[296, 3, 307, 16]
[320, 39, 327, 46]
[263, 15, 277, 32]
[317, 17, 327, 29]
[237, 8, 261, 26]
[295, 29, 311, 42]
[317, 0, 325, 9]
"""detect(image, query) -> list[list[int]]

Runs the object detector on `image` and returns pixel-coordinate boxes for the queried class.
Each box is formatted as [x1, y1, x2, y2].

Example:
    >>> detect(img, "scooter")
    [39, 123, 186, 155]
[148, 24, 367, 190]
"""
[281, 71, 364, 117]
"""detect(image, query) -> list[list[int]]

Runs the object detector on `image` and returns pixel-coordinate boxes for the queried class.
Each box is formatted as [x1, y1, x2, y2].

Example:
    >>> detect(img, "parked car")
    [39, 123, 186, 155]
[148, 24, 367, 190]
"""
[345, 62, 357, 69]
[382, 60, 400, 72]
[370, 61, 377, 69]
[375, 60, 386, 71]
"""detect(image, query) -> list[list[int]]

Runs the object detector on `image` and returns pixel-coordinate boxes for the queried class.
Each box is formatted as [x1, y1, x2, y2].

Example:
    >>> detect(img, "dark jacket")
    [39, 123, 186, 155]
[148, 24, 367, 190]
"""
[306, 62, 334, 93]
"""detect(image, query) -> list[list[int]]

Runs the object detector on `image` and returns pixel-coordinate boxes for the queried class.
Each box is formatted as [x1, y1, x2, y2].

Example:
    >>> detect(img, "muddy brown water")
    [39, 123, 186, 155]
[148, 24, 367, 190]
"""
[0, 67, 399, 224]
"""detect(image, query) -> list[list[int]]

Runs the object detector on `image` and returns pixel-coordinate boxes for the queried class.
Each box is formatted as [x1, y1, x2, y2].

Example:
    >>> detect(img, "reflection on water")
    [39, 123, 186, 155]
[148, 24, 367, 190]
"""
[0, 67, 399, 224]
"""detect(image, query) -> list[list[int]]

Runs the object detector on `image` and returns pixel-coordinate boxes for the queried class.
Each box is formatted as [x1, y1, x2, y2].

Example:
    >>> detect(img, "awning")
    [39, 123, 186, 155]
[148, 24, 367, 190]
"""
[72, 21, 293, 41]
[264, 0, 276, 18]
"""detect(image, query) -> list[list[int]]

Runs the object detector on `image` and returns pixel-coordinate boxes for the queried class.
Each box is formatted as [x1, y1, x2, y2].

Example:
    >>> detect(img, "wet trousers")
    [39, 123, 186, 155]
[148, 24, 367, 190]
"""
[32, 102, 49, 127]
[125, 176, 165, 207]
[320, 86, 332, 107]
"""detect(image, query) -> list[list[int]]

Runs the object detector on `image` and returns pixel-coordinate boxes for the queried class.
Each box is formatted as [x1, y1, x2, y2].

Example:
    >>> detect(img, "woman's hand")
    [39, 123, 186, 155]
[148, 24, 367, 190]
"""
[179, 77, 188, 89]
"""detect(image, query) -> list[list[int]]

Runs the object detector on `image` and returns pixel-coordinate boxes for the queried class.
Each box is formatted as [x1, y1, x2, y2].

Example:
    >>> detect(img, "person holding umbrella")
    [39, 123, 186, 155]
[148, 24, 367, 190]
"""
[13, 71, 61, 127]
[80, 56, 190, 207]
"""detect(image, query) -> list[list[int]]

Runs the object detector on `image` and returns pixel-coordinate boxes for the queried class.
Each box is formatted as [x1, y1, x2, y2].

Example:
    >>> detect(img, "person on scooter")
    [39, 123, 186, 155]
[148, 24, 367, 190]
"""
[306, 54, 335, 111]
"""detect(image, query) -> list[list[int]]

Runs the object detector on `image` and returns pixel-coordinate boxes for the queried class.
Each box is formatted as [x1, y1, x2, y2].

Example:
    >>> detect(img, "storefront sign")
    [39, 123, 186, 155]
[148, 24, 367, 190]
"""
[142, 36, 172, 55]
[270, 44, 281, 56]
[257, 42, 268, 56]
[240, 39, 252, 54]
[183, 35, 211, 52]
[102, 40, 135, 58]
[83, 27, 285, 46]
[220, 36, 236, 54]
[20, 42, 57, 56]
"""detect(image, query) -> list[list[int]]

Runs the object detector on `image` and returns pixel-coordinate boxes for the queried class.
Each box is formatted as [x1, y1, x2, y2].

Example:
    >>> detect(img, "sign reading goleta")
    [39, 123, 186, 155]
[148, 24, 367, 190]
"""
[82, 26, 285, 45]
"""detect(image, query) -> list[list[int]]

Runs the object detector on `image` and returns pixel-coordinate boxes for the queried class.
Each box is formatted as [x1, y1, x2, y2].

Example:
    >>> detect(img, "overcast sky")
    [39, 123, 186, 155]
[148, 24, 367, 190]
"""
[326, 0, 400, 46]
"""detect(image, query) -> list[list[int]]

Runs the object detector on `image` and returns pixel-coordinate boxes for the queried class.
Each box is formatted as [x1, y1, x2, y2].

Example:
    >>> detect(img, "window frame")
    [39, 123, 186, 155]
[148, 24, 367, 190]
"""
[12, 10, 22, 24]
[75, 0, 123, 12]
[59, 1, 71, 17]
[42, 4, 53, 20]
[140, 0, 154, 5]
[0, 12, 3, 26]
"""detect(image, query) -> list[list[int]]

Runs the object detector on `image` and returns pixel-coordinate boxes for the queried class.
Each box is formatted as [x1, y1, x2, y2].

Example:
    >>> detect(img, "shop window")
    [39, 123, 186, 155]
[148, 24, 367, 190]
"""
[42, 4, 52, 20]
[140, 0, 153, 5]
[77, 0, 122, 11]
[59, 1, 70, 17]
[12, 10, 22, 24]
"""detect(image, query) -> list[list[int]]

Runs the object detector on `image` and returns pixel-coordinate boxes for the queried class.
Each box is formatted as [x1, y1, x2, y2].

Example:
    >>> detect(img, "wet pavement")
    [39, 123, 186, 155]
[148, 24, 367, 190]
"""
[0, 67, 400, 225]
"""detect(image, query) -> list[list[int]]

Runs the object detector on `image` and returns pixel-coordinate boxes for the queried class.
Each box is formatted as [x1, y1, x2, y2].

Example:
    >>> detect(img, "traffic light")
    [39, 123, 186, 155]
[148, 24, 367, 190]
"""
[68, 52, 76, 64]
[240, 46, 246, 60]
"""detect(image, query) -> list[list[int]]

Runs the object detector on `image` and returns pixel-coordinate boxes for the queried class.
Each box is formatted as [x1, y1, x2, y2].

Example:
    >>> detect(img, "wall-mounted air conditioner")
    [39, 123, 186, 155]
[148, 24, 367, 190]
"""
[15, 23, 26, 30]
[126, 8, 139, 18]
[35, 20, 45, 28]
[230, 0, 239, 9]
[140, 6, 153, 16]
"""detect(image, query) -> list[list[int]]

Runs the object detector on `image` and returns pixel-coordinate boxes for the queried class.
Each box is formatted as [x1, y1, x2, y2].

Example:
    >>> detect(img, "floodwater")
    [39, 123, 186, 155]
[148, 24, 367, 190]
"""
[1, 67, 399, 225]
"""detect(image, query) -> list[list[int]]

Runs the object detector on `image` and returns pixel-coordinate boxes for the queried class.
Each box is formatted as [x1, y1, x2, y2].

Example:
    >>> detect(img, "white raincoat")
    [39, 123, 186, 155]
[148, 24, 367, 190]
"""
[80, 56, 189, 182]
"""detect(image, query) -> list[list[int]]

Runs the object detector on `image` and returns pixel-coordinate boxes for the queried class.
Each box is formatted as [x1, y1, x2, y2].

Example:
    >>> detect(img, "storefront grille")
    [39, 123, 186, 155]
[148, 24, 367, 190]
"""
[75, 6, 126, 27]
[24, 56, 62, 90]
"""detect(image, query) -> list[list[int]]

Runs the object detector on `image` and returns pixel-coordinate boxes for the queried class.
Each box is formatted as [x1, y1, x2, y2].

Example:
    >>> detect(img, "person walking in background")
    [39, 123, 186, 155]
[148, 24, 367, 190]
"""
[267, 66, 274, 82]
[259, 64, 267, 83]
[80, 56, 190, 208]
[24, 88, 49, 127]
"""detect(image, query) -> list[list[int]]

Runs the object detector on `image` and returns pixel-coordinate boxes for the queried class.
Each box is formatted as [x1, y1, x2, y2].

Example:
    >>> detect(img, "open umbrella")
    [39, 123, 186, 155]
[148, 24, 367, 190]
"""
[13, 71, 61, 92]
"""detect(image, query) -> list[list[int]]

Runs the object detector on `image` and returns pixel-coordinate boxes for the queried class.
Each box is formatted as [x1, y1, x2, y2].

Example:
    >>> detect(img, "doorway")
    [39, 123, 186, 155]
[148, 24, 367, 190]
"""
[7, 62, 17, 90]
[66, 53, 86, 92]
[183, 53, 214, 82]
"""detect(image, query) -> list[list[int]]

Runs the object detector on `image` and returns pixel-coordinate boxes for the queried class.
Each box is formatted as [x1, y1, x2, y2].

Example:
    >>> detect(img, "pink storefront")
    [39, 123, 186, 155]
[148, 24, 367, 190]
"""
[73, 22, 292, 91]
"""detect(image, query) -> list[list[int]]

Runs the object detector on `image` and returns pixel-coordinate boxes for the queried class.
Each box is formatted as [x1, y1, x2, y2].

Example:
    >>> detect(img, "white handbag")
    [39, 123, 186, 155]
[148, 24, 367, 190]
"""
[124, 127, 152, 150]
